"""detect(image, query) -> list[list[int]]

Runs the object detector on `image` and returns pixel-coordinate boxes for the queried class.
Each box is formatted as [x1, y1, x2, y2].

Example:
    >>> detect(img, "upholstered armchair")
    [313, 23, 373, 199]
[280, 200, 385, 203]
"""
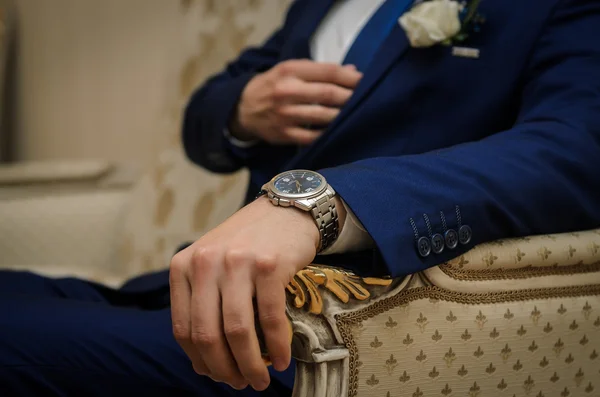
[6, 157, 598, 397]
[2, 1, 598, 395]
[279, 231, 600, 397]
[4, 160, 599, 397]
[0, 0, 142, 277]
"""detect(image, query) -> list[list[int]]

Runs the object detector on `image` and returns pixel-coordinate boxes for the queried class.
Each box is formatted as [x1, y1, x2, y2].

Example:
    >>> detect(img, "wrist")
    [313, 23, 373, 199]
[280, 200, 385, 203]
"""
[255, 195, 321, 250]
[228, 76, 260, 142]
[258, 170, 343, 254]
[228, 108, 257, 142]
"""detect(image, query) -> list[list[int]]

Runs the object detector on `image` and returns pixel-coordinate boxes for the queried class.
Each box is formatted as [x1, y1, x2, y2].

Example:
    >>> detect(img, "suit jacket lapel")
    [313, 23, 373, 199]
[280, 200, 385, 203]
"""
[329, 25, 410, 133]
[287, 24, 412, 167]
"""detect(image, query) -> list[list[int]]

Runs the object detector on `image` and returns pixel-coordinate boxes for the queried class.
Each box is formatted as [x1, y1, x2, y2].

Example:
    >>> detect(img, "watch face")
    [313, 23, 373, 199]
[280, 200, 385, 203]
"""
[272, 170, 325, 197]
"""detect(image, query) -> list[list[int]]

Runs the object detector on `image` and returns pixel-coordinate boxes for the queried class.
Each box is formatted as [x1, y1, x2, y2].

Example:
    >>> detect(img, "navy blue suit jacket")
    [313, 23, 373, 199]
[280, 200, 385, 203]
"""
[183, 0, 600, 278]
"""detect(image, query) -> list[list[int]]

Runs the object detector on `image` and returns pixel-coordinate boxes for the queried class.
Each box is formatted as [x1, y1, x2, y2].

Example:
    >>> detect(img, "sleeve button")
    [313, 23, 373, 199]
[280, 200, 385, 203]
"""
[459, 225, 472, 245]
[417, 237, 432, 257]
[431, 234, 445, 254]
[445, 229, 459, 249]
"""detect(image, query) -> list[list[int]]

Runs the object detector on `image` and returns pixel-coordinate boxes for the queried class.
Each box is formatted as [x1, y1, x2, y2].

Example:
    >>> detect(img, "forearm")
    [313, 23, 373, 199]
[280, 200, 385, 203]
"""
[319, 118, 600, 277]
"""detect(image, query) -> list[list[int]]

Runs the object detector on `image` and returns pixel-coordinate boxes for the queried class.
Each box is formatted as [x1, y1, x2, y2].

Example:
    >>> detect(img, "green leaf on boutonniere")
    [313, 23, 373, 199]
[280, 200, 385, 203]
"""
[462, 0, 482, 25]
[450, 0, 484, 45]
[454, 33, 468, 42]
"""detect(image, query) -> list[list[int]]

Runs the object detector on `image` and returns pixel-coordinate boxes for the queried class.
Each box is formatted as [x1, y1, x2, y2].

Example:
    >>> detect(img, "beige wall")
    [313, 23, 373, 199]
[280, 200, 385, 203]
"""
[12, 0, 290, 167]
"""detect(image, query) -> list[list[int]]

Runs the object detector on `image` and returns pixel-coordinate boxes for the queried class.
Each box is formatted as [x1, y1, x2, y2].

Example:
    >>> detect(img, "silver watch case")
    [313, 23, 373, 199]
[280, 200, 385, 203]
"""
[261, 171, 335, 211]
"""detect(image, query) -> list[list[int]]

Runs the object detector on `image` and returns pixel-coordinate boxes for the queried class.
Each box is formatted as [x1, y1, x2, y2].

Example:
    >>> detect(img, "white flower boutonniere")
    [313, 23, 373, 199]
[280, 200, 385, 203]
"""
[399, 0, 485, 48]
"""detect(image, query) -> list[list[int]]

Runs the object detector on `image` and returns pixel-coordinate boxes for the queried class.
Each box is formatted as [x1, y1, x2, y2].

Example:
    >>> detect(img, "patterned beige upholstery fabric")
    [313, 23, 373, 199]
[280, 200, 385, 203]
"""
[425, 231, 600, 293]
[117, 148, 248, 279]
[330, 230, 600, 397]
[0, 0, 290, 282]
[344, 289, 599, 397]
[116, 0, 292, 277]
[444, 231, 600, 273]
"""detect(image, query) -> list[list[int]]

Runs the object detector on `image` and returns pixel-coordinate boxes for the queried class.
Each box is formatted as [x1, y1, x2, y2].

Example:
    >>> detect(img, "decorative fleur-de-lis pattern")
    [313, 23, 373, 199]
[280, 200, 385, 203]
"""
[351, 294, 600, 396]
[384, 355, 397, 376]
[440, 229, 600, 279]
[415, 313, 428, 333]
[531, 306, 542, 325]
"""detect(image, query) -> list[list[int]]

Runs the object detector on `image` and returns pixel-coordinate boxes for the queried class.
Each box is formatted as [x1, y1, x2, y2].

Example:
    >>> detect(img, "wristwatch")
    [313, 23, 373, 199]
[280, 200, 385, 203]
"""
[258, 170, 339, 252]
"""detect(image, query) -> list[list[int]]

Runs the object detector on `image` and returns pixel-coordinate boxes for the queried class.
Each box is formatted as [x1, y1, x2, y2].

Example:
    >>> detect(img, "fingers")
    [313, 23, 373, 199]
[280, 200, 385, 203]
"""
[277, 59, 363, 88]
[170, 252, 210, 376]
[222, 250, 271, 391]
[256, 273, 291, 373]
[188, 248, 247, 389]
[279, 104, 340, 126]
[273, 80, 353, 107]
[282, 127, 323, 145]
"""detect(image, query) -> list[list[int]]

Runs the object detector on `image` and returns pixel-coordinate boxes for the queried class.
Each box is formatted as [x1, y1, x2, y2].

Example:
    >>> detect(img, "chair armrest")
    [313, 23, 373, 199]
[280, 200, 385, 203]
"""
[0, 160, 140, 200]
[0, 160, 112, 185]
[278, 229, 600, 397]
[0, 190, 131, 280]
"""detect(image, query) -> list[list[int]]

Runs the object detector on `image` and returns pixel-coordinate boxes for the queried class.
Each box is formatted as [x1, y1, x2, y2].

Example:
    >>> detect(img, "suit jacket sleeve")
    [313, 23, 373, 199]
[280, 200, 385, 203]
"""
[319, 0, 600, 278]
[182, 1, 307, 173]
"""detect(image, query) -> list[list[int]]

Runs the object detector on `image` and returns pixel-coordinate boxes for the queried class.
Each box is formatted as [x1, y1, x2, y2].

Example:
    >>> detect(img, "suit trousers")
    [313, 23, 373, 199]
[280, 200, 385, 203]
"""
[0, 269, 294, 397]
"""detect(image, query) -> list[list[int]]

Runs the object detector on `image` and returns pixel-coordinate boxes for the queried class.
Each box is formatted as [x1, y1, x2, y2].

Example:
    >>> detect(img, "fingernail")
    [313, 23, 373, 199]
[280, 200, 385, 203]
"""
[253, 379, 270, 391]
[232, 382, 248, 390]
[273, 358, 289, 372]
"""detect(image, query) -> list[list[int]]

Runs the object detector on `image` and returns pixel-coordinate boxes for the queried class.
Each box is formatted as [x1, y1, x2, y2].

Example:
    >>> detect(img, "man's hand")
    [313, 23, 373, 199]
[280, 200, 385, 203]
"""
[169, 197, 347, 391]
[229, 60, 363, 145]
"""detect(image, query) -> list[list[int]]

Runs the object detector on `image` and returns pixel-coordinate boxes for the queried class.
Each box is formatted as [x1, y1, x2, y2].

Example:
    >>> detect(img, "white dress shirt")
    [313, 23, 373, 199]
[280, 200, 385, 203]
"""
[229, 0, 384, 253]
[310, 0, 386, 64]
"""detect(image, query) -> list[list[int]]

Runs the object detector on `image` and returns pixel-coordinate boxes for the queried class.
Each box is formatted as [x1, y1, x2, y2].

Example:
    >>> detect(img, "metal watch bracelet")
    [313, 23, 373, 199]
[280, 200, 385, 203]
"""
[310, 188, 339, 252]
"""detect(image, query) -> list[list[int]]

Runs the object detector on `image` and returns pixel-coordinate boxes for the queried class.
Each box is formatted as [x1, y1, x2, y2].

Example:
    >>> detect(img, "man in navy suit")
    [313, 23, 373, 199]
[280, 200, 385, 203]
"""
[1, 0, 600, 396]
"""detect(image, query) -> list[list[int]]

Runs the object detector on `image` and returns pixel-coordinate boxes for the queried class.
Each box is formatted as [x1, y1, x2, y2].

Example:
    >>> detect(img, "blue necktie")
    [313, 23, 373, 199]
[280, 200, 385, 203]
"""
[343, 0, 414, 72]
